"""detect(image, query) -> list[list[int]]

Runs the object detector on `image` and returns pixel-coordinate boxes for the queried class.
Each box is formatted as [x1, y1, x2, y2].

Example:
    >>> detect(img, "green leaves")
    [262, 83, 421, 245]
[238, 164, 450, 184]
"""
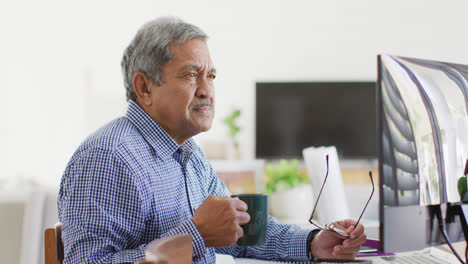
[223, 109, 241, 149]
[264, 159, 310, 194]
[458, 176, 468, 202]
[224, 109, 241, 137]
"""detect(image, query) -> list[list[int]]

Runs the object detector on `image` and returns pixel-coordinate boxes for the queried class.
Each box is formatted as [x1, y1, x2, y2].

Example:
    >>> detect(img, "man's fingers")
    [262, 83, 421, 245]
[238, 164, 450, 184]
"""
[345, 233, 367, 248]
[333, 245, 360, 259]
[232, 198, 248, 211]
[333, 219, 356, 230]
[350, 223, 365, 239]
[338, 244, 361, 253]
[237, 225, 244, 239]
[237, 211, 250, 225]
[332, 219, 365, 240]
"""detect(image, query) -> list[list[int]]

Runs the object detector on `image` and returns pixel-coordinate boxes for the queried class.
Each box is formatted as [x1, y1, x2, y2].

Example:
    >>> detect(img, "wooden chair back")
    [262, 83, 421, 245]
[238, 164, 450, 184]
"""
[44, 223, 64, 264]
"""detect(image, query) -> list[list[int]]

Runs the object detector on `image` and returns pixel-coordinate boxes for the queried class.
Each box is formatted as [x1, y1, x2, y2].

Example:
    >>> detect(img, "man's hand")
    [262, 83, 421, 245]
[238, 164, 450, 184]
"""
[192, 195, 250, 247]
[310, 219, 367, 260]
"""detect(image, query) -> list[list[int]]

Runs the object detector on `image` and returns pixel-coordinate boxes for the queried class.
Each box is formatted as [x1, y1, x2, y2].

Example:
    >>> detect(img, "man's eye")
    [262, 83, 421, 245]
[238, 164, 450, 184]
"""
[208, 74, 216, 80]
[187, 72, 197, 77]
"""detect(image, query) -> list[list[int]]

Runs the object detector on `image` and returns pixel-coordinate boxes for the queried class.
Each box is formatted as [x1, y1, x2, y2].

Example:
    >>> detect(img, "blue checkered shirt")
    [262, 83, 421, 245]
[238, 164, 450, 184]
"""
[58, 100, 311, 263]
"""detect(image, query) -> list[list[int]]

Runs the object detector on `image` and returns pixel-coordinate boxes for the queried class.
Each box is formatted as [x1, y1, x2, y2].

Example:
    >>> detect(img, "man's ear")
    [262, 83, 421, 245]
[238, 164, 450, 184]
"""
[132, 72, 153, 106]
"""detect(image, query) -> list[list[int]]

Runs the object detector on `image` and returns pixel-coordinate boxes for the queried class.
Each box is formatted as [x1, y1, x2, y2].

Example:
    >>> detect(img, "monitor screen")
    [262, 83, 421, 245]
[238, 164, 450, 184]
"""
[378, 54, 468, 253]
[256, 82, 377, 160]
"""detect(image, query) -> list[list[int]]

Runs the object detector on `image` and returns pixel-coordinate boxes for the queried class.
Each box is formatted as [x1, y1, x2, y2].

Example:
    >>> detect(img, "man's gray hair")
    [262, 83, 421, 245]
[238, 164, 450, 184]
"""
[121, 17, 208, 101]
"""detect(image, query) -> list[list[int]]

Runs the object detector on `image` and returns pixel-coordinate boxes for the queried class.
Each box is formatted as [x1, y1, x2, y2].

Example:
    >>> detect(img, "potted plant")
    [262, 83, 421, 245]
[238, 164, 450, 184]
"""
[264, 159, 314, 220]
[457, 160, 468, 201]
[223, 109, 241, 159]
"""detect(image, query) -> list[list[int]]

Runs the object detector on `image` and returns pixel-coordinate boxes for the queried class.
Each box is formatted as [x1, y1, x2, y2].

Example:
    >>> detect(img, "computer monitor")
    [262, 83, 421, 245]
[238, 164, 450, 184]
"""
[256, 82, 377, 160]
[378, 54, 468, 253]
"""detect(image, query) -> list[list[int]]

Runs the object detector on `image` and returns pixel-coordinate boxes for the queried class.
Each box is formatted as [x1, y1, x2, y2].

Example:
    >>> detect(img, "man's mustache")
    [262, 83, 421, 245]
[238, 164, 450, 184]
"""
[192, 101, 213, 110]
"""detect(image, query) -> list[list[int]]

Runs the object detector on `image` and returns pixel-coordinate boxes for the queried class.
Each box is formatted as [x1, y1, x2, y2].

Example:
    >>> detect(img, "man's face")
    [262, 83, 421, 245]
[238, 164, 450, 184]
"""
[146, 39, 216, 144]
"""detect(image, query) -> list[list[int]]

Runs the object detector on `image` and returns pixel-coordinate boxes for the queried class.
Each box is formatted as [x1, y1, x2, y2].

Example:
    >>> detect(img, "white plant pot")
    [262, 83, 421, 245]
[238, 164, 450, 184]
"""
[269, 184, 314, 220]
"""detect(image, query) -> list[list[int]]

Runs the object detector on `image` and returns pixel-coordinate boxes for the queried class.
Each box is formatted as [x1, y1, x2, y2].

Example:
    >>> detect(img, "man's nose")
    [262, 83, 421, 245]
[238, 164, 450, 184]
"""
[195, 76, 214, 99]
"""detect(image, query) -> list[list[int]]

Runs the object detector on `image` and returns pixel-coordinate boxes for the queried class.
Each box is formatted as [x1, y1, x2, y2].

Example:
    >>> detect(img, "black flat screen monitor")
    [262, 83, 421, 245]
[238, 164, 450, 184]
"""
[378, 54, 468, 253]
[256, 82, 377, 160]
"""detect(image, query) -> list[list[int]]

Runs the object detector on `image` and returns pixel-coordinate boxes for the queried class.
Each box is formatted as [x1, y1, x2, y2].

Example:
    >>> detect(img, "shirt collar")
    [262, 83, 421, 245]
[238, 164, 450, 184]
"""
[125, 100, 197, 159]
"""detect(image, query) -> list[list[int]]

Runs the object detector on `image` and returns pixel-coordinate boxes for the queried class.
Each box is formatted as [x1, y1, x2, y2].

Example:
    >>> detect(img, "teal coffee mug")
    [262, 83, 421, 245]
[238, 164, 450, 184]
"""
[231, 193, 268, 246]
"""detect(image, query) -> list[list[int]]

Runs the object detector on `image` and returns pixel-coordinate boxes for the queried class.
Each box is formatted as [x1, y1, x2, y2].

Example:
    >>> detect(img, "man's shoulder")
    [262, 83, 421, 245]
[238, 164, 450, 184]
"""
[72, 117, 142, 159]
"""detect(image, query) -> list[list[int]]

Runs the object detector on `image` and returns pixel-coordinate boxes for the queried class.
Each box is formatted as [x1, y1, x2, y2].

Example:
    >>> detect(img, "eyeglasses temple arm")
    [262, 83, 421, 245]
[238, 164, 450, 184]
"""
[354, 171, 375, 228]
[309, 155, 329, 222]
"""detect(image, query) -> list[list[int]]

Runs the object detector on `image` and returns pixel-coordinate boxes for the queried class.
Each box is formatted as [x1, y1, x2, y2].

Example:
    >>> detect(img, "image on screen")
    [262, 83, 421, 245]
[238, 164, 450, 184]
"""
[379, 54, 468, 252]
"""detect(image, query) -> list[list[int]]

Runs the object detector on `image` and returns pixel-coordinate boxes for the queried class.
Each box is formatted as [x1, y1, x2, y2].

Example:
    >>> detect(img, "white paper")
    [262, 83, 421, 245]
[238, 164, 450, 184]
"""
[302, 146, 350, 224]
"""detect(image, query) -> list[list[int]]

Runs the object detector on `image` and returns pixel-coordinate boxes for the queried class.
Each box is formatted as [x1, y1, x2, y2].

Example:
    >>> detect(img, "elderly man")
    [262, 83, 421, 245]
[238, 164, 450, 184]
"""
[58, 17, 366, 263]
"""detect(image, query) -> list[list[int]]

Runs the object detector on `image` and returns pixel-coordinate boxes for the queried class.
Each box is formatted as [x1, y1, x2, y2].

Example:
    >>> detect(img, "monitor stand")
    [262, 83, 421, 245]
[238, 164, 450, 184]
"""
[446, 203, 468, 243]
[439, 203, 468, 262]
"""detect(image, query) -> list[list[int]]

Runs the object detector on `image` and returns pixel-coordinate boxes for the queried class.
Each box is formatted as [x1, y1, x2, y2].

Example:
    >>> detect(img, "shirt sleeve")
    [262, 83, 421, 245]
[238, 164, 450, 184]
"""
[215, 216, 312, 262]
[169, 150, 230, 260]
[196, 154, 311, 261]
[197, 158, 311, 261]
[163, 218, 207, 261]
[58, 147, 148, 264]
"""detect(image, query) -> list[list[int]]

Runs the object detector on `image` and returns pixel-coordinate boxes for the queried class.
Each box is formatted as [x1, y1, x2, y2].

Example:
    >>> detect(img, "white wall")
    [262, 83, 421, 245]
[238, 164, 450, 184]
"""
[1, 0, 468, 186]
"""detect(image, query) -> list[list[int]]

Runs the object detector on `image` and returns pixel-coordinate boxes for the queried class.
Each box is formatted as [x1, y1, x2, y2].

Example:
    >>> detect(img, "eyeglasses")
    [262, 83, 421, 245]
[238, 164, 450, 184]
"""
[308, 154, 374, 237]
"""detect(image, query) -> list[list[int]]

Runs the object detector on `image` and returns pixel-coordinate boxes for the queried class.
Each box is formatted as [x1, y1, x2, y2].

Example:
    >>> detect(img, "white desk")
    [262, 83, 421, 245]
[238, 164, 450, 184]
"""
[215, 241, 465, 264]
